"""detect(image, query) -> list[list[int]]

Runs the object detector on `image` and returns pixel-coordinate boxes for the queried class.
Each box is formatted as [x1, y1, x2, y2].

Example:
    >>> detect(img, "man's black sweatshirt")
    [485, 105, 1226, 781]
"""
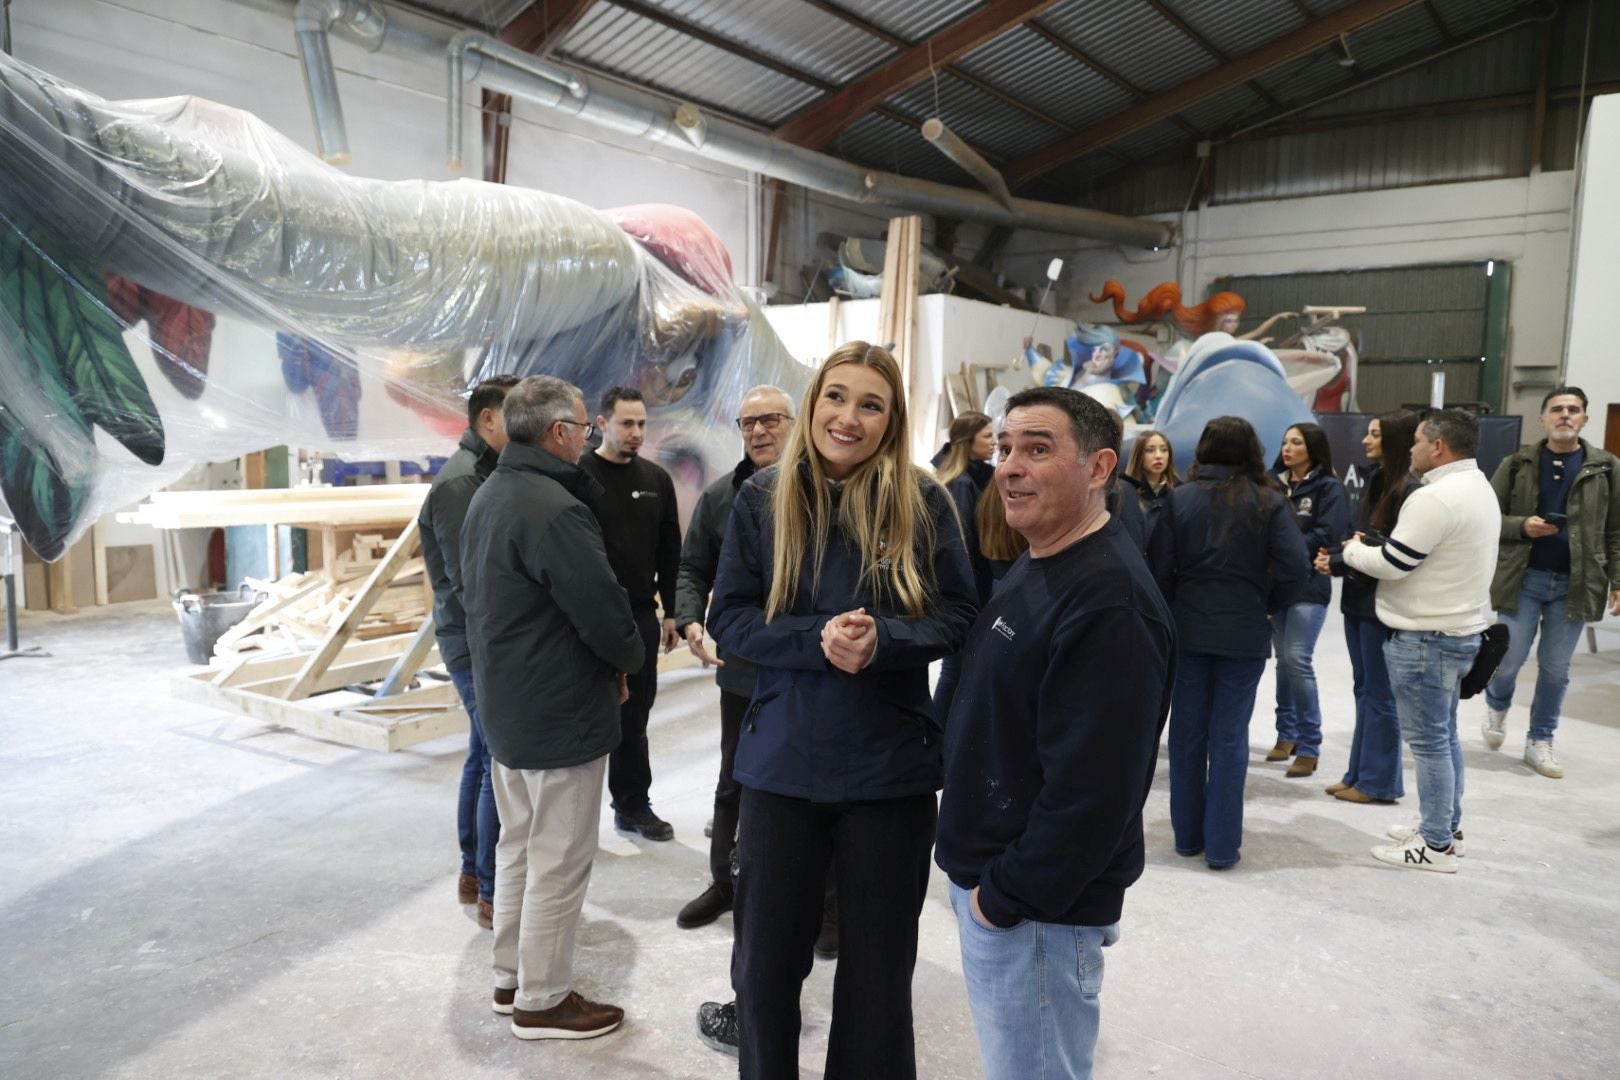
[577, 451, 681, 615]
[936, 517, 1175, 928]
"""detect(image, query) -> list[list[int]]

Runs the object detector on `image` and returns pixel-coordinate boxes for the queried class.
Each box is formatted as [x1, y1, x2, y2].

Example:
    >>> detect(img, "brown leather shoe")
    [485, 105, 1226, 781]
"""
[493, 987, 515, 1015]
[457, 873, 478, 905]
[511, 991, 624, 1040]
[476, 897, 493, 930]
[1285, 755, 1318, 778]
[1333, 785, 1374, 803]
[1265, 741, 1296, 762]
[1324, 782, 1350, 795]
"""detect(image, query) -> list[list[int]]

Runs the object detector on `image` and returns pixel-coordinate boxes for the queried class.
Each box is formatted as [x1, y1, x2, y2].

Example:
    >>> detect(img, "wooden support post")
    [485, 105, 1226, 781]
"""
[375, 616, 439, 698]
[879, 215, 922, 400]
[91, 523, 109, 607]
[282, 519, 421, 701]
[826, 295, 841, 354]
[46, 551, 76, 615]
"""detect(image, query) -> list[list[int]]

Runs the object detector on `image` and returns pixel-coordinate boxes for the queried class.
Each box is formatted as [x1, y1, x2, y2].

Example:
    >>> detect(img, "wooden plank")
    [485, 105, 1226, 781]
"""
[282, 520, 422, 701]
[91, 522, 109, 606]
[375, 617, 440, 698]
[215, 632, 433, 685]
[241, 451, 266, 490]
[173, 673, 454, 752]
[46, 551, 75, 615]
[348, 681, 459, 713]
[236, 651, 443, 699]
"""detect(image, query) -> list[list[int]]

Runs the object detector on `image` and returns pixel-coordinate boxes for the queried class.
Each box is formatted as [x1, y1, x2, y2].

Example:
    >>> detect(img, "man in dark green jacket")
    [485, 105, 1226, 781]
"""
[420, 374, 517, 926]
[1484, 387, 1620, 778]
[461, 375, 644, 1042]
[672, 385, 793, 930]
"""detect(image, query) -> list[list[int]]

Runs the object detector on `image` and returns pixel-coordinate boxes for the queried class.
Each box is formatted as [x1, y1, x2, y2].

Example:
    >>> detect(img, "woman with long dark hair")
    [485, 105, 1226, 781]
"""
[1123, 430, 1179, 536]
[933, 411, 996, 722]
[1264, 422, 1352, 778]
[1321, 410, 1420, 803]
[708, 341, 977, 1078]
[1148, 417, 1311, 869]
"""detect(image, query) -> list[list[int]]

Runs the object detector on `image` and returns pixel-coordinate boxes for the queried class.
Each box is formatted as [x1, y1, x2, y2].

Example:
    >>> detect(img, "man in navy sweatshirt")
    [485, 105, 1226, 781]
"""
[937, 387, 1174, 1080]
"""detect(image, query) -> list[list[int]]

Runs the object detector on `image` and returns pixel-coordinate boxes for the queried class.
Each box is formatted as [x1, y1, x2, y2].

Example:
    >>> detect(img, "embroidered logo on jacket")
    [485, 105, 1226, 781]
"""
[992, 617, 1016, 641]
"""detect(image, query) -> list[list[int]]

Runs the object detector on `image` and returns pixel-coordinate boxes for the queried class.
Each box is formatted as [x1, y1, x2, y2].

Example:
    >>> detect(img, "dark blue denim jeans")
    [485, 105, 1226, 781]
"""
[1340, 614, 1405, 801]
[1271, 602, 1328, 757]
[450, 667, 497, 902]
[1169, 652, 1266, 867]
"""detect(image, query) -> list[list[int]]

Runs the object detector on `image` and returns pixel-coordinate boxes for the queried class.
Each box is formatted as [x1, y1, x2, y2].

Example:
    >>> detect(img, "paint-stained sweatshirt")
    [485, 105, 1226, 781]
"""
[935, 518, 1175, 928]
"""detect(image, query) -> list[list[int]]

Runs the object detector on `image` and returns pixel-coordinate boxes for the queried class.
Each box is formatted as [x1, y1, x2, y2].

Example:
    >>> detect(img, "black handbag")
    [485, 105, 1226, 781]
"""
[1460, 623, 1511, 699]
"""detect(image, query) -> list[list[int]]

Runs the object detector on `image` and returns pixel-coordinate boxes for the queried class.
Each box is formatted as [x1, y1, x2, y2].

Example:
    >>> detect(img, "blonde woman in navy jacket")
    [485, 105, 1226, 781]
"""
[707, 342, 977, 1079]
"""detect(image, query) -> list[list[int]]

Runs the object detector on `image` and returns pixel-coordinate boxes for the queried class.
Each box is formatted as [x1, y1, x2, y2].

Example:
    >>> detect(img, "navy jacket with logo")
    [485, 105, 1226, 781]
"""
[1275, 465, 1352, 606]
[708, 463, 978, 802]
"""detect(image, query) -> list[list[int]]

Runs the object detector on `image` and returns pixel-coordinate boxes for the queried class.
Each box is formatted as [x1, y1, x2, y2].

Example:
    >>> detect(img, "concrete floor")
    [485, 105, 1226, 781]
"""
[1, 595, 1618, 1079]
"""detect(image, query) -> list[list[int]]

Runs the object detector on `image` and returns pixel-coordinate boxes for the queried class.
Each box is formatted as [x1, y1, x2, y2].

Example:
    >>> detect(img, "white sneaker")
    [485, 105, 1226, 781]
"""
[1386, 822, 1465, 856]
[1524, 740, 1564, 779]
[1482, 708, 1507, 750]
[1372, 832, 1460, 873]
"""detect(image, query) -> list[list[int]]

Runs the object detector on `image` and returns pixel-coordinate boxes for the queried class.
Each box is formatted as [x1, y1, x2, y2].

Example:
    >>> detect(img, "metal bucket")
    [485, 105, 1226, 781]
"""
[173, 584, 264, 665]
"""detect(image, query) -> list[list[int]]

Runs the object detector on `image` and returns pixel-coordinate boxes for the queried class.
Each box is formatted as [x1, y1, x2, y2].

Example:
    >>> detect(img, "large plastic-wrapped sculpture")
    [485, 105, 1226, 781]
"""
[0, 53, 803, 560]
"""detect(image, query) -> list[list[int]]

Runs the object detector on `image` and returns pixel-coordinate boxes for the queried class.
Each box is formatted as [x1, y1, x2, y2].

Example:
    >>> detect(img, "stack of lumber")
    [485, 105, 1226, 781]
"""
[119, 485, 428, 530]
[215, 555, 428, 660]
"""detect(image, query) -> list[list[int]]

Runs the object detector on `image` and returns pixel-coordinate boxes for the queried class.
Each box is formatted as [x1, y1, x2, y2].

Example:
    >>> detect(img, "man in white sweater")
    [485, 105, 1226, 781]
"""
[1340, 409, 1501, 873]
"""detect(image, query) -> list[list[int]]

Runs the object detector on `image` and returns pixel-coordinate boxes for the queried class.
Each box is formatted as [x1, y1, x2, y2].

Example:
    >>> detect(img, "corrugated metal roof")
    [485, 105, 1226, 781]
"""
[1112, 118, 1190, 160]
[626, 0, 897, 84]
[1177, 83, 1269, 135]
[1345, 4, 1445, 71]
[1431, 0, 1538, 38]
[956, 25, 1138, 130]
[887, 73, 1066, 158]
[1303, 31, 1540, 118]
[1039, 0, 1218, 95]
[410, 0, 533, 29]
[854, 0, 982, 44]
[1164, 0, 1308, 60]
[557, 3, 822, 125]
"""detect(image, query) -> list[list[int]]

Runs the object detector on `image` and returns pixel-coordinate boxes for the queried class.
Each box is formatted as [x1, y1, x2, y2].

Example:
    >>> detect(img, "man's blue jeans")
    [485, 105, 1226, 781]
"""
[1383, 631, 1479, 850]
[1168, 653, 1266, 867]
[1485, 569, 1586, 742]
[949, 882, 1118, 1080]
[1271, 602, 1328, 757]
[450, 667, 497, 902]
[1341, 614, 1405, 801]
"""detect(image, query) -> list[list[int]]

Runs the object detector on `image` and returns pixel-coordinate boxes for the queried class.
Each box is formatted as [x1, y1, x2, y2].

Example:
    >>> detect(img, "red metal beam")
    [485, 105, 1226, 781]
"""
[1003, 0, 1423, 187]
[774, 0, 1064, 149]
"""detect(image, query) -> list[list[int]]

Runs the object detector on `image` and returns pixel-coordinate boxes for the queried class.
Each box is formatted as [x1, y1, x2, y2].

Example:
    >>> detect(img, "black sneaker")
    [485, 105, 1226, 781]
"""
[614, 808, 674, 841]
[676, 882, 734, 929]
[696, 1000, 739, 1057]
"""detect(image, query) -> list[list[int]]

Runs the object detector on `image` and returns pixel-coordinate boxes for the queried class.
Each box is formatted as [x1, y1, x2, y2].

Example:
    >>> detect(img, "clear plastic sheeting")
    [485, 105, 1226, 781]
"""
[0, 53, 803, 560]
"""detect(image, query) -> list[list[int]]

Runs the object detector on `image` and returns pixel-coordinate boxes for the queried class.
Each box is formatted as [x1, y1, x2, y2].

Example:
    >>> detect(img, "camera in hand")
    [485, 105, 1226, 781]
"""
[1360, 529, 1389, 547]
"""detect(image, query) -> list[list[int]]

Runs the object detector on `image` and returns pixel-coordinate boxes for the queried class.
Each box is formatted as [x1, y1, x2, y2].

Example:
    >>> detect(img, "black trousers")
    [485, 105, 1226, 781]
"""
[710, 690, 749, 886]
[733, 787, 936, 1080]
[608, 607, 661, 813]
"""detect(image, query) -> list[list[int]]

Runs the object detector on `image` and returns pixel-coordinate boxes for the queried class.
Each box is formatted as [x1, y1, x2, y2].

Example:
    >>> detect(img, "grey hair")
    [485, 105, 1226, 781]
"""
[1422, 408, 1479, 459]
[740, 384, 794, 413]
[502, 375, 584, 445]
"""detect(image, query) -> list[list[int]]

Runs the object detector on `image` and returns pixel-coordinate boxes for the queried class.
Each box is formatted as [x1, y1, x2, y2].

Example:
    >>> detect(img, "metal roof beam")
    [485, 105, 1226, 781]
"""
[775, 0, 1064, 149]
[1003, 0, 1423, 186]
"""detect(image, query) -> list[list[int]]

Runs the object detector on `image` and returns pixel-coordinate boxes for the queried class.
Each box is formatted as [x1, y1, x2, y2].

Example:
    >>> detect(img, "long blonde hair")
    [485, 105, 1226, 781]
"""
[766, 342, 938, 620]
[935, 411, 992, 487]
[975, 479, 1029, 562]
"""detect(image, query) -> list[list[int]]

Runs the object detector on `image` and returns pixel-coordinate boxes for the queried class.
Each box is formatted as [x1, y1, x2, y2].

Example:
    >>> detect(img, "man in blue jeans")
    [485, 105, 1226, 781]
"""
[1342, 410, 1500, 873]
[1483, 387, 1620, 779]
[937, 389, 1174, 1078]
[419, 375, 518, 926]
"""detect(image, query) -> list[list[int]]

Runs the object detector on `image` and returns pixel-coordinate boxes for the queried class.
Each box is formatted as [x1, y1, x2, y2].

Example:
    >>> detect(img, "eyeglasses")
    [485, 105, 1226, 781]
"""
[736, 413, 790, 433]
[553, 418, 592, 432]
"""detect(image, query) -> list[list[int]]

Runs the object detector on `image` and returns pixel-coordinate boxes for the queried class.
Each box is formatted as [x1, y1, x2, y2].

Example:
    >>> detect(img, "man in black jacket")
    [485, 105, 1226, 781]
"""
[937, 388, 1174, 1080]
[672, 385, 794, 930]
[420, 374, 518, 928]
[462, 375, 644, 1042]
[579, 387, 683, 841]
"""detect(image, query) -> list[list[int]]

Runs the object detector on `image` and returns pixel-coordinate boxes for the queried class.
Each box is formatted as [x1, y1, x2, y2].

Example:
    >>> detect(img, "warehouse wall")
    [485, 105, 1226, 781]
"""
[996, 170, 1577, 429]
[1563, 94, 1620, 448]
